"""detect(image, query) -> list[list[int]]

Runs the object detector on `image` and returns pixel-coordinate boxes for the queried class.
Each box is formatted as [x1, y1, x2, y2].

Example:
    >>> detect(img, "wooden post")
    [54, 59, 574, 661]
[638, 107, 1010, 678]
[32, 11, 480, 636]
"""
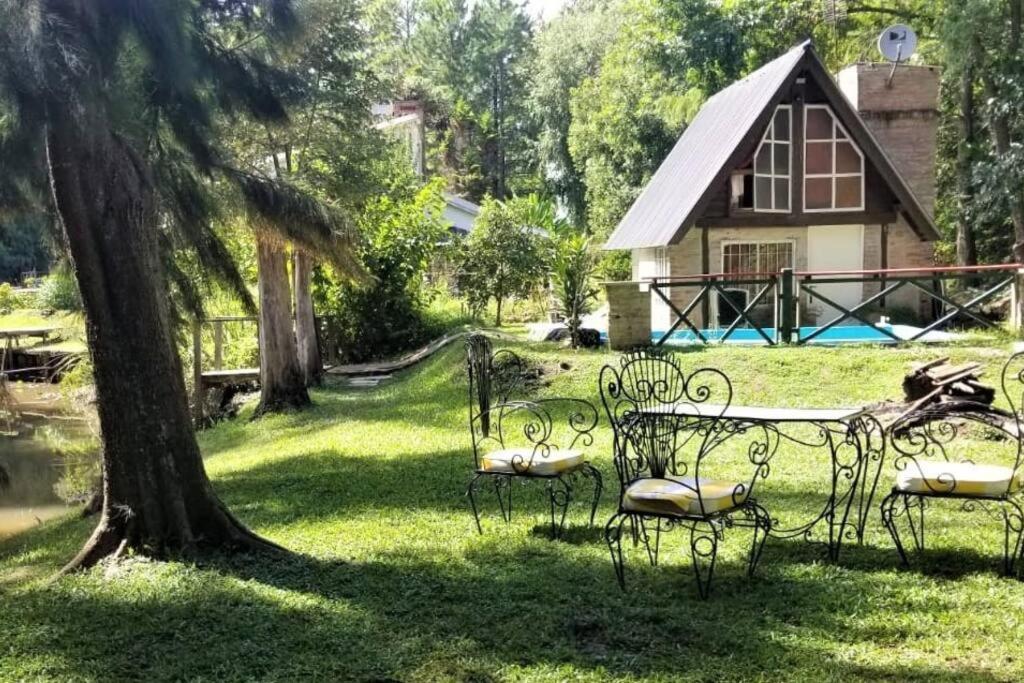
[213, 320, 224, 371]
[192, 320, 203, 424]
[779, 268, 795, 344]
[700, 227, 710, 328]
[1012, 268, 1024, 334]
[880, 223, 889, 310]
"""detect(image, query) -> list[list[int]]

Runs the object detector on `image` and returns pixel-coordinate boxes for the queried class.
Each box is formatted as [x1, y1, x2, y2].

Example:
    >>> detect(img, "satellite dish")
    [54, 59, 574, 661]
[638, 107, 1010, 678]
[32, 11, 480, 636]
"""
[878, 24, 917, 63]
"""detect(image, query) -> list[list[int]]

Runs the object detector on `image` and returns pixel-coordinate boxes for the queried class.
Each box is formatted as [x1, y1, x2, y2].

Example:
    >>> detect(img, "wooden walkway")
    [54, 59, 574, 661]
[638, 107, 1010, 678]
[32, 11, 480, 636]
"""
[195, 329, 472, 421]
[326, 330, 468, 377]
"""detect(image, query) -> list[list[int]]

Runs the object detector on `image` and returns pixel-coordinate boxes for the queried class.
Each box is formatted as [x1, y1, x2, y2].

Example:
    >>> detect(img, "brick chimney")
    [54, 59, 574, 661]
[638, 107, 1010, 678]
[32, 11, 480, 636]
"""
[838, 63, 940, 216]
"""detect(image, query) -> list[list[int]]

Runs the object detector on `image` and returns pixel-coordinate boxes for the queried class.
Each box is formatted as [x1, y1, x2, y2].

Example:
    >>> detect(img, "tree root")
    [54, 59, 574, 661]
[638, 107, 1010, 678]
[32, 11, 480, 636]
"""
[58, 500, 286, 576]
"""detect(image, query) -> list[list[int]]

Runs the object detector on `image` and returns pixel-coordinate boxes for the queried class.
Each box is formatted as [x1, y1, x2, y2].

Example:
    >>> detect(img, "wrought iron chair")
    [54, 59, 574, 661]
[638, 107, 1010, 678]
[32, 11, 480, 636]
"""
[881, 352, 1024, 576]
[465, 334, 602, 537]
[599, 353, 773, 598]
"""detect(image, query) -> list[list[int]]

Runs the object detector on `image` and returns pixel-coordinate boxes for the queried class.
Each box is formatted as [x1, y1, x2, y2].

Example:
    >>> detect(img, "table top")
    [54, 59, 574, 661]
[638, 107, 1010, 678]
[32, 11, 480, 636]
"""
[637, 402, 864, 423]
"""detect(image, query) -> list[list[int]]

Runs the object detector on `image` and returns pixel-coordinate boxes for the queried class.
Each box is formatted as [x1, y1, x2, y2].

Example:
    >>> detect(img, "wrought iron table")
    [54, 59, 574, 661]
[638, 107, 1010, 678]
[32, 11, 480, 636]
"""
[638, 402, 885, 560]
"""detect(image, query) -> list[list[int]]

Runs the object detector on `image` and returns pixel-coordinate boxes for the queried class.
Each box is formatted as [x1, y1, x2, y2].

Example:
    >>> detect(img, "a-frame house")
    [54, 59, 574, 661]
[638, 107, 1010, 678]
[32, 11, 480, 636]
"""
[605, 41, 939, 329]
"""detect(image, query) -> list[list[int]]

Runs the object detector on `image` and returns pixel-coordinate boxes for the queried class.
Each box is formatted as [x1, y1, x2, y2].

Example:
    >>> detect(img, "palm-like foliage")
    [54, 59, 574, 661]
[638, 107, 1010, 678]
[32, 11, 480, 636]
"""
[0, 0, 364, 569]
[552, 234, 599, 349]
[0, 0, 362, 315]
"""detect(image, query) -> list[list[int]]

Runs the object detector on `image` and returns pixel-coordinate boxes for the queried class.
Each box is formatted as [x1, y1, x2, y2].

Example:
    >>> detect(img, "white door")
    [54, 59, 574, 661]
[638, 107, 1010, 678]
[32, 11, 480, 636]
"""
[806, 225, 863, 324]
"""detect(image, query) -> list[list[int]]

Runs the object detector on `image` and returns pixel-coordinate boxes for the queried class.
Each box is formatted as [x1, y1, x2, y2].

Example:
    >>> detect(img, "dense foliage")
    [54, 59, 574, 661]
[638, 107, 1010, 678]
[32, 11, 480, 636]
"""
[0, 214, 49, 283]
[315, 178, 452, 362]
[456, 195, 552, 325]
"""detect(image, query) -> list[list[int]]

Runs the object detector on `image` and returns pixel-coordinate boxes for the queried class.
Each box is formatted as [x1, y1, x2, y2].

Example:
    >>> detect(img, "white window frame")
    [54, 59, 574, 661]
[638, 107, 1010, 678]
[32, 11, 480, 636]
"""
[803, 104, 865, 213]
[720, 239, 797, 277]
[752, 105, 792, 214]
[714, 238, 796, 330]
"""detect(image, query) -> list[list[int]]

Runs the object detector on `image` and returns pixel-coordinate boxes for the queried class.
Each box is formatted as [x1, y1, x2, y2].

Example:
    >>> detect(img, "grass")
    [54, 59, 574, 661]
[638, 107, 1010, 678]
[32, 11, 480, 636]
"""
[0, 310, 87, 354]
[3, 337, 1024, 681]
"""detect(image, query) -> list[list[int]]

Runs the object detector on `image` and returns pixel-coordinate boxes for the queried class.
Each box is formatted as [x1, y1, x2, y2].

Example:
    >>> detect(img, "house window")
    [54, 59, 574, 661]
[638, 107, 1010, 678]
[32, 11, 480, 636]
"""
[753, 106, 791, 212]
[804, 104, 864, 212]
[719, 240, 794, 326]
[722, 240, 794, 276]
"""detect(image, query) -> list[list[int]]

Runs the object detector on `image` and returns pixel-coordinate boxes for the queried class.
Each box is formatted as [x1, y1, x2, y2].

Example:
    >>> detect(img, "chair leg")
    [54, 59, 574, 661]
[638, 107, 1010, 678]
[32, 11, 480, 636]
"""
[605, 513, 628, 590]
[638, 517, 661, 567]
[582, 463, 603, 527]
[494, 475, 512, 523]
[548, 476, 572, 539]
[467, 473, 486, 534]
[629, 514, 640, 547]
[1001, 500, 1024, 577]
[690, 522, 719, 600]
[747, 501, 772, 578]
[904, 496, 926, 555]
[880, 490, 910, 566]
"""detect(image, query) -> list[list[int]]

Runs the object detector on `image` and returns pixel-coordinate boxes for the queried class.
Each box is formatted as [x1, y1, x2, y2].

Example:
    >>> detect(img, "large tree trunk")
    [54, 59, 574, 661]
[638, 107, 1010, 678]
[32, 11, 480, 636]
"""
[256, 236, 310, 414]
[45, 113, 279, 571]
[292, 250, 322, 386]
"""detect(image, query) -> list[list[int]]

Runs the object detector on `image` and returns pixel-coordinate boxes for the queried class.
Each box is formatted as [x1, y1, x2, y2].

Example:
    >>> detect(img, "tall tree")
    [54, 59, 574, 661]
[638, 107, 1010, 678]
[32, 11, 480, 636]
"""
[407, 0, 534, 200]
[0, 0, 354, 568]
[293, 249, 322, 385]
[529, 0, 623, 224]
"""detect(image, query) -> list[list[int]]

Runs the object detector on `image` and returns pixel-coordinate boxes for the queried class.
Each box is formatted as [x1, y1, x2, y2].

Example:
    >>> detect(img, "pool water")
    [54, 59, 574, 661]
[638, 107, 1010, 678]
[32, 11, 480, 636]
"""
[653, 324, 902, 345]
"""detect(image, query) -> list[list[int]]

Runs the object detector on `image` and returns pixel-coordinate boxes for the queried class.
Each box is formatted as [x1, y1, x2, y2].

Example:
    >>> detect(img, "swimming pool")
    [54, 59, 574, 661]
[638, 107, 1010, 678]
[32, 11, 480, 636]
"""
[646, 323, 955, 345]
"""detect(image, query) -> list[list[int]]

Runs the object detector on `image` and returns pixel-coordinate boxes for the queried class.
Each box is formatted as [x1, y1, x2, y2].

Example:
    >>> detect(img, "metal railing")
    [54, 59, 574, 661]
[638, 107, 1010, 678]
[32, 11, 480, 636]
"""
[650, 271, 780, 346]
[648, 263, 1022, 347]
[793, 264, 1018, 345]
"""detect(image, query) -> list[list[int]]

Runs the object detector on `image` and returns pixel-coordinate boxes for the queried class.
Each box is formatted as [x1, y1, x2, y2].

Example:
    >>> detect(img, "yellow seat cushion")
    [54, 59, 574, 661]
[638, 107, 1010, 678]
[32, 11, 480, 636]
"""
[896, 460, 1024, 498]
[480, 448, 585, 476]
[623, 476, 748, 517]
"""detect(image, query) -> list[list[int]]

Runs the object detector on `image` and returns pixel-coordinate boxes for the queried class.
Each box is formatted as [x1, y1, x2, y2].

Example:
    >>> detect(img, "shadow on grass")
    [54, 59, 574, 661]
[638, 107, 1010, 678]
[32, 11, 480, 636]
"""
[4, 539, 1014, 681]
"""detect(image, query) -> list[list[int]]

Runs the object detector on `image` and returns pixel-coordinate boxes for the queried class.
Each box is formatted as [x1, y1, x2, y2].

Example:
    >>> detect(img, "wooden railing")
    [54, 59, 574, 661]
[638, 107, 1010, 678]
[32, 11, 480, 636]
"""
[191, 316, 259, 422]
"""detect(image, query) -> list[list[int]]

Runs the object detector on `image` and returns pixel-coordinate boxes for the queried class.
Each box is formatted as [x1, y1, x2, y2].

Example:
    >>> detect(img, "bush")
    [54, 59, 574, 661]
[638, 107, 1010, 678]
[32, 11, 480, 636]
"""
[0, 283, 17, 314]
[38, 269, 82, 312]
[455, 196, 552, 325]
[551, 234, 599, 348]
[315, 179, 453, 363]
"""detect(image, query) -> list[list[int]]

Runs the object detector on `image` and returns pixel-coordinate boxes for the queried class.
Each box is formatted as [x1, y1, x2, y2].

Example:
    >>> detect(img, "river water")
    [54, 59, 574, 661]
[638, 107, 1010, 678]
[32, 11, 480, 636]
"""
[0, 383, 94, 539]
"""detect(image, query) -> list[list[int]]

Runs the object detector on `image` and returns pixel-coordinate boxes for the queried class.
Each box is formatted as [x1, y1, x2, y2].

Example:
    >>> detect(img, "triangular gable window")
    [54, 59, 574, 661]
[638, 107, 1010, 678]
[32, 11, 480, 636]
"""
[753, 106, 791, 213]
[804, 104, 864, 211]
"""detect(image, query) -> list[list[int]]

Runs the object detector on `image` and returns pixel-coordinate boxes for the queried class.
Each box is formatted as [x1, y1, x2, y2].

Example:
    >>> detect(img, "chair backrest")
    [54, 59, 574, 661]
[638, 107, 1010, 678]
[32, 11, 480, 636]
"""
[889, 351, 1024, 497]
[600, 354, 763, 514]
[466, 334, 524, 433]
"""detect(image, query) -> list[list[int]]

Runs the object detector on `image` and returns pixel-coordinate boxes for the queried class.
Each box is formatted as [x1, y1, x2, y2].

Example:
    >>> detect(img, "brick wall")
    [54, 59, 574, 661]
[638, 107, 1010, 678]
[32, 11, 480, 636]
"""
[838, 62, 939, 216]
[604, 281, 651, 350]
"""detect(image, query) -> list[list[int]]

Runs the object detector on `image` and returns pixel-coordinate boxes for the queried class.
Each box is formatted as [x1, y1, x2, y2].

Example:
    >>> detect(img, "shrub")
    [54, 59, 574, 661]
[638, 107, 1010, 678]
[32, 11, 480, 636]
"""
[0, 282, 16, 314]
[38, 268, 83, 312]
[455, 196, 552, 326]
[315, 179, 452, 363]
[551, 234, 599, 348]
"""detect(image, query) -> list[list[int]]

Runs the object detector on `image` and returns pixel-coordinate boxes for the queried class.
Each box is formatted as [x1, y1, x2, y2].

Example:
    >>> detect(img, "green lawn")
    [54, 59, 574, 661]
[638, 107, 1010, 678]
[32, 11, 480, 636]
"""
[3, 338, 1024, 681]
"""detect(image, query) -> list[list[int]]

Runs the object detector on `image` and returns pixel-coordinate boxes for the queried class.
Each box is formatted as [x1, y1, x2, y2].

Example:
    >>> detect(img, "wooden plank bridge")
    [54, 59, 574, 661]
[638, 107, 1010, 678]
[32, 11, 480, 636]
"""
[191, 315, 470, 422]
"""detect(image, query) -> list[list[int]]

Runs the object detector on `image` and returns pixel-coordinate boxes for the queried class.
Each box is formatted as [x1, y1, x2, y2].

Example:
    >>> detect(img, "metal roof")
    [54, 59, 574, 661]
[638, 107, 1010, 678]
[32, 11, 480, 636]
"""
[603, 41, 939, 249]
[604, 42, 809, 250]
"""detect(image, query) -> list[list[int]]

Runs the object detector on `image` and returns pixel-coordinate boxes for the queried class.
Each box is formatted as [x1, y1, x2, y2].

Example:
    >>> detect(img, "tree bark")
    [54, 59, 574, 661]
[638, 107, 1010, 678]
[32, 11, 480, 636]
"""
[956, 47, 977, 267]
[986, 2, 1024, 262]
[256, 236, 310, 414]
[45, 111, 280, 572]
[292, 250, 322, 386]
[983, 72, 1024, 263]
